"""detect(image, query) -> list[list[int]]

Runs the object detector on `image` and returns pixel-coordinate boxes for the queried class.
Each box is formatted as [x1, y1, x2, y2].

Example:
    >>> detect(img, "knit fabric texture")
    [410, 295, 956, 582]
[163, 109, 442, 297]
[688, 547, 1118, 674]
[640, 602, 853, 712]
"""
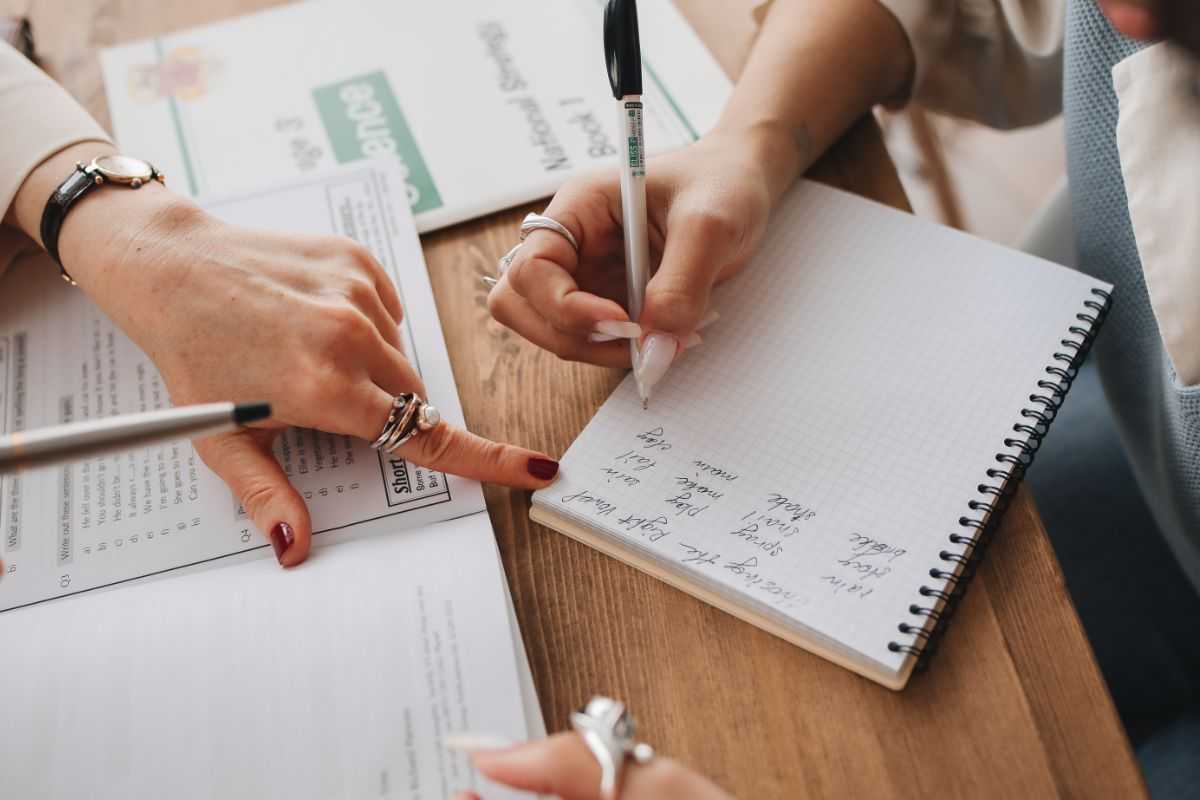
[1064, 0, 1200, 589]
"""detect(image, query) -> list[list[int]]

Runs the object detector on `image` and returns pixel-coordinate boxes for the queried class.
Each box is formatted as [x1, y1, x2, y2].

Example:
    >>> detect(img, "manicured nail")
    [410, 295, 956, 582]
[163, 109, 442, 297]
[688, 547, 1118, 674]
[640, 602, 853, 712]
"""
[589, 332, 621, 343]
[696, 309, 720, 330]
[527, 457, 560, 481]
[445, 733, 516, 754]
[636, 332, 679, 395]
[269, 522, 294, 565]
[682, 332, 702, 349]
[593, 320, 642, 339]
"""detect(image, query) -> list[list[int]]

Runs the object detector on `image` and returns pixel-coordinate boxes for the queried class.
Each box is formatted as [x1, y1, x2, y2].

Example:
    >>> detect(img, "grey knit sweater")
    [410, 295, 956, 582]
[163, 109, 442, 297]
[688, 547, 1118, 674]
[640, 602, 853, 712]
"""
[1064, 0, 1200, 589]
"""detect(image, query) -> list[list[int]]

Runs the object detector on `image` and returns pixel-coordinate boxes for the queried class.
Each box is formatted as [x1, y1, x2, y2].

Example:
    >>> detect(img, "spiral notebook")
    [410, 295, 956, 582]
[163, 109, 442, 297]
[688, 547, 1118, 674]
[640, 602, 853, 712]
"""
[531, 181, 1111, 690]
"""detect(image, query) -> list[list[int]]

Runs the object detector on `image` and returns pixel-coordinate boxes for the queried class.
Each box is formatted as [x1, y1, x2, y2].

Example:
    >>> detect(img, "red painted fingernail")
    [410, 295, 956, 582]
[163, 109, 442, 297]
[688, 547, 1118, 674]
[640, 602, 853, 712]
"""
[527, 457, 559, 481]
[269, 522, 294, 565]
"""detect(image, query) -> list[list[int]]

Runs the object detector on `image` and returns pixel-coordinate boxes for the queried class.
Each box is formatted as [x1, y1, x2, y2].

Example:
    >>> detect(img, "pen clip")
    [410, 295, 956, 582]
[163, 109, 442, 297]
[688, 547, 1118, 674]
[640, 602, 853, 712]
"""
[604, 0, 642, 99]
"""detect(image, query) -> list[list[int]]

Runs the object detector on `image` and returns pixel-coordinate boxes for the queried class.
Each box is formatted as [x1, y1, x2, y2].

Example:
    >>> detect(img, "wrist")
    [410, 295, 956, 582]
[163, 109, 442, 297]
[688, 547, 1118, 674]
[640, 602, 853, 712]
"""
[8, 140, 205, 296]
[59, 181, 203, 292]
[706, 120, 808, 203]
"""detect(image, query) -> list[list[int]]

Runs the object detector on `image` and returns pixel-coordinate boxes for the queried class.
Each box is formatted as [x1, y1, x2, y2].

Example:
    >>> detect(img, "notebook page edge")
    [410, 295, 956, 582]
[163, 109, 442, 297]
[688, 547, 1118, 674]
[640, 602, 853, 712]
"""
[529, 500, 911, 691]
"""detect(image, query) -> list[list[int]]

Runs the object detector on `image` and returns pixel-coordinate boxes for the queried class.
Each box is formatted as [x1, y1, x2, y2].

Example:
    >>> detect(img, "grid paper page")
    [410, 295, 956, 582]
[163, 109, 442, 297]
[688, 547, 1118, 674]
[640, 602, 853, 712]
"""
[533, 180, 1110, 681]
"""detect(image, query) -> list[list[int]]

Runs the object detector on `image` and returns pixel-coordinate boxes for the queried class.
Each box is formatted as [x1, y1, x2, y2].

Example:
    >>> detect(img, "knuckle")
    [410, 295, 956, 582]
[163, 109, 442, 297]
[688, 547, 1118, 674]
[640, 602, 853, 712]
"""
[546, 206, 586, 250]
[504, 251, 535, 295]
[645, 287, 707, 331]
[323, 304, 373, 344]
[686, 205, 742, 244]
[486, 286, 514, 325]
[343, 275, 377, 307]
[238, 481, 278, 521]
[416, 422, 457, 465]
[354, 243, 380, 269]
[477, 439, 509, 472]
[336, 237, 378, 269]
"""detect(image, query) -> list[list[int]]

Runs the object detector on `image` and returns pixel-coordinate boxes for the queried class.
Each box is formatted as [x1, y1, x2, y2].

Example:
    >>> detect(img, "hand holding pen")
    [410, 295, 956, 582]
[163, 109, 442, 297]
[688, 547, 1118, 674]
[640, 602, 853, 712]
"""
[487, 0, 774, 398]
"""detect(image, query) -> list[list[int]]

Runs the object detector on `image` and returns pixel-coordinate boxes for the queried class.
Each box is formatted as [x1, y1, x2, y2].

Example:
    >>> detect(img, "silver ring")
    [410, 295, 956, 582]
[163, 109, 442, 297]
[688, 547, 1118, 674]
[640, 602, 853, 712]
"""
[370, 393, 441, 454]
[495, 213, 580, 280]
[370, 395, 406, 449]
[496, 241, 523, 277]
[382, 395, 422, 452]
[520, 212, 579, 251]
[570, 696, 654, 800]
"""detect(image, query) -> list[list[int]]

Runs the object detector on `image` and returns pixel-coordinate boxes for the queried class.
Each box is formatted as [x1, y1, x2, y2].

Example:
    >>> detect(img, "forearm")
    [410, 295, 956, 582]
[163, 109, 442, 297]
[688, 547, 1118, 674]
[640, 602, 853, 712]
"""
[714, 0, 914, 202]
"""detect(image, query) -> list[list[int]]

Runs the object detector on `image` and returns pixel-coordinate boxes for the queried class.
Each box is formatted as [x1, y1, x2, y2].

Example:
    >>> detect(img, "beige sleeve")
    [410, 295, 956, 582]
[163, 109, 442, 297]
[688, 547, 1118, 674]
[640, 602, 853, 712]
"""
[0, 42, 112, 277]
[752, 0, 1066, 129]
[875, 0, 1067, 128]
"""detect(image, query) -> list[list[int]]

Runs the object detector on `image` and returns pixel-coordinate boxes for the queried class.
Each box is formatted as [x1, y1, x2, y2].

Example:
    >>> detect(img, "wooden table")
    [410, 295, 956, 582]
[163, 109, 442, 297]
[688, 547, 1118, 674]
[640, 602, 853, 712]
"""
[12, 0, 1147, 796]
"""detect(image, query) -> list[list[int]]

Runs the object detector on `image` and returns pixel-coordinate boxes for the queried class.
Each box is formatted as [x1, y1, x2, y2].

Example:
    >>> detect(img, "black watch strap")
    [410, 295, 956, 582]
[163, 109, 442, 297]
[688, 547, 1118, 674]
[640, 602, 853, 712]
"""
[40, 164, 98, 284]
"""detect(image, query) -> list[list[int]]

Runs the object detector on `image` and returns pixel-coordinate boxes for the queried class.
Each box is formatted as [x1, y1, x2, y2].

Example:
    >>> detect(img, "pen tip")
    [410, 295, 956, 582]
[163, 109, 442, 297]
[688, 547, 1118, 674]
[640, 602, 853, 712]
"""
[642, 399, 648, 410]
[233, 402, 272, 425]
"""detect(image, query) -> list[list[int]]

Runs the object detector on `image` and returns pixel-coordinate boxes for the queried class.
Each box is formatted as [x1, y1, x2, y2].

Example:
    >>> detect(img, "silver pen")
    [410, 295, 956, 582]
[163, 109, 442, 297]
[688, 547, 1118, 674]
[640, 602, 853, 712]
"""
[0, 401, 271, 472]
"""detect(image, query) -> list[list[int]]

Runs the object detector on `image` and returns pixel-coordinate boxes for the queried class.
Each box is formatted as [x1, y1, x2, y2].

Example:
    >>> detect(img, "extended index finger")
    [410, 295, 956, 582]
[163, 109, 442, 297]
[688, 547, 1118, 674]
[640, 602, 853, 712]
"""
[394, 421, 559, 490]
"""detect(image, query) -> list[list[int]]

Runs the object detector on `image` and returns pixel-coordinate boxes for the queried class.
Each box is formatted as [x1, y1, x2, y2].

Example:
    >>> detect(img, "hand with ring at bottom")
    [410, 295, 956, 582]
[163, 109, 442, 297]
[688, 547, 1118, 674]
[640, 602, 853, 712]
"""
[155, 219, 563, 569]
[449, 697, 733, 800]
[450, 732, 733, 800]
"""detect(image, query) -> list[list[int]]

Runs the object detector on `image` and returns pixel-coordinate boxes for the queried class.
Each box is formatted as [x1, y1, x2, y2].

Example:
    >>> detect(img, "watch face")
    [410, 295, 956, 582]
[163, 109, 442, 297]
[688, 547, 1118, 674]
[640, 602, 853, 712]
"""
[92, 155, 155, 183]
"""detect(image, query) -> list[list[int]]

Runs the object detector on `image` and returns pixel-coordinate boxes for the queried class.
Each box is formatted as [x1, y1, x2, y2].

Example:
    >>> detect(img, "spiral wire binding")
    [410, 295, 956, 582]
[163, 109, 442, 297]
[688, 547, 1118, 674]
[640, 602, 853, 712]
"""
[888, 287, 1112, 669]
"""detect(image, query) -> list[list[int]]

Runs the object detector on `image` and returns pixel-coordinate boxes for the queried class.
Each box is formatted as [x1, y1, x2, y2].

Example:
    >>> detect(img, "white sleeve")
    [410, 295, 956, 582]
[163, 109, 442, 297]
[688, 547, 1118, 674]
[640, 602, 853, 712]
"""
[877, 0, 1066, 128]
[0, 42, 112, 277]
[753, 0, 1067, 129]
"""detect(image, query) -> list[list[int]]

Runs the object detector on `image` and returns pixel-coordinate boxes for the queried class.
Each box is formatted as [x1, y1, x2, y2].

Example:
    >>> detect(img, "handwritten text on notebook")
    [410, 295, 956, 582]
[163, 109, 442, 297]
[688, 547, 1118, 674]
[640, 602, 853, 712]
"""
[557, 424, 906, 613]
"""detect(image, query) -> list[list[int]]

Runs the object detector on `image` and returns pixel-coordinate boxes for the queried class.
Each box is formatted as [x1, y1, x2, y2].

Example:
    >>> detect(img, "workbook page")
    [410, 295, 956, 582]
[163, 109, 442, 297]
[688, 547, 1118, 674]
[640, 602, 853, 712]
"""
[99, 0, 730, 231]
[535, 181, 1111, 680]
[0, 514, 533, 800]
[0, 163, 483, 613]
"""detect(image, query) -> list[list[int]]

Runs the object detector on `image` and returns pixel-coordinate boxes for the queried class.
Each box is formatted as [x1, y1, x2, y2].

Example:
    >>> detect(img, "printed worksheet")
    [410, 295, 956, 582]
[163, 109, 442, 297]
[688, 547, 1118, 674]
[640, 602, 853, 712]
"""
[99, 0, 731, 231]
[0, 162, 484, 613]
[0, 514, 535, 800]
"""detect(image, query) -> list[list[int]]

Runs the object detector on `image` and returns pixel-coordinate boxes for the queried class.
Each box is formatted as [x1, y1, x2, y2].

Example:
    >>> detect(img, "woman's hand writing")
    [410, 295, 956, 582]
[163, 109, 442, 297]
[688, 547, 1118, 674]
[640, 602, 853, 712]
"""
[486, 130, 786, 388]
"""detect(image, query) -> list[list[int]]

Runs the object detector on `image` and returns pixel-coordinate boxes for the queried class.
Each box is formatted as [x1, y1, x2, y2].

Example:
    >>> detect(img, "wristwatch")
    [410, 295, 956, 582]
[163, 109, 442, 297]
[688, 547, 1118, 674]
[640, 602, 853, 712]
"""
[40, 154, 165, 285]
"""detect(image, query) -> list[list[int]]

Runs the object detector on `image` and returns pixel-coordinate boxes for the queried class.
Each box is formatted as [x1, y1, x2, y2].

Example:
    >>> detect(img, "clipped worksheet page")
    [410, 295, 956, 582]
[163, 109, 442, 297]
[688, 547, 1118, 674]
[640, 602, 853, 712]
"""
[0, 162, 482, 613]
[534, 181, 1112, 685]
[0, 513, 535, 800]
[99, 0, 730, 232]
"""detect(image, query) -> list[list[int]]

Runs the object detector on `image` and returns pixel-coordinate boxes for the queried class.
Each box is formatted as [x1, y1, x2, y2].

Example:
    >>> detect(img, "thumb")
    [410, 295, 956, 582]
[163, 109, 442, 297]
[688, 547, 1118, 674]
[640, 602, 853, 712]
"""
[194, 429, 313, 568]
[640, 207, 740, 336]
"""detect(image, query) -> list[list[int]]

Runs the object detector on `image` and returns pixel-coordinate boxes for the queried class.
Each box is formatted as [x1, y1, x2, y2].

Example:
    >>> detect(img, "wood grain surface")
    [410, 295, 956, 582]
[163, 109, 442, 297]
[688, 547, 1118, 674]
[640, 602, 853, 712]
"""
[7, 0, 1146, 796]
